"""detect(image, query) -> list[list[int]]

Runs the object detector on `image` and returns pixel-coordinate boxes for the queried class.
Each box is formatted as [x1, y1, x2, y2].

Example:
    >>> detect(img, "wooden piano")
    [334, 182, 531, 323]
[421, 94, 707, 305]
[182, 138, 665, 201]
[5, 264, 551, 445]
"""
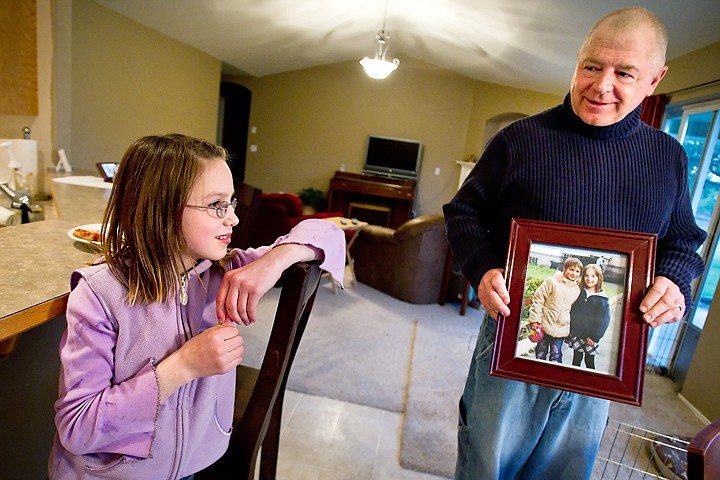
[327, 171, 416, 229]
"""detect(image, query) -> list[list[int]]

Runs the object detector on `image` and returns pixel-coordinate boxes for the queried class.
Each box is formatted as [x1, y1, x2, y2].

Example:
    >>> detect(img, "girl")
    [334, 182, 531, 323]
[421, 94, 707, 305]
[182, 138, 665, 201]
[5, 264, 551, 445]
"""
[48, 134, 345, 479]
[567, 264, 611, 369]
[530, 257, 582, 363]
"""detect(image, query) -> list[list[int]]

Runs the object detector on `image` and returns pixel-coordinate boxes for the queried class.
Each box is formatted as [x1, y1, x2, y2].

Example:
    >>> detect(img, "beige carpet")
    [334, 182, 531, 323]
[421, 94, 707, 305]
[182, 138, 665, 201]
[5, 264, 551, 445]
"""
[399, 307, 482, 478]
[241, 276, 418, 413]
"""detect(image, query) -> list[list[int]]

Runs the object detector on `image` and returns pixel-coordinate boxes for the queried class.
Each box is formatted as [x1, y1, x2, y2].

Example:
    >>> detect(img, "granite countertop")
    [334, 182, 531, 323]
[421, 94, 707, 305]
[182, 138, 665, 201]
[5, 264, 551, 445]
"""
[0, 178, 110, 341]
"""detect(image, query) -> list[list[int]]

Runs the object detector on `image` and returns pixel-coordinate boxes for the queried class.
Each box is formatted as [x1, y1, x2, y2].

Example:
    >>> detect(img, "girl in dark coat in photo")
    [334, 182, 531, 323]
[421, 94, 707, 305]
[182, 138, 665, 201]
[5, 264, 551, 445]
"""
[568, 264, 611, 369]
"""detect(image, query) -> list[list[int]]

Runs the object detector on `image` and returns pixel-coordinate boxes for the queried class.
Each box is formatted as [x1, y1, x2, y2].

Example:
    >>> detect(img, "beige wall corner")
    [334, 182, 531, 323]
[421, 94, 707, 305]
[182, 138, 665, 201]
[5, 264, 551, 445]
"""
[464, 82, 562, 157]
[658, 41, 720, 101]
[682, 281, 720, 421]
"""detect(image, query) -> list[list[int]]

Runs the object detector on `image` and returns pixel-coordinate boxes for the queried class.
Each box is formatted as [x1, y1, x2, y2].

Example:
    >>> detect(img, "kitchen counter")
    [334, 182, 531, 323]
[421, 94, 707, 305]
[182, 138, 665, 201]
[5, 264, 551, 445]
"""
[0, 174, 111, 479]
[0, 178, 110, 341]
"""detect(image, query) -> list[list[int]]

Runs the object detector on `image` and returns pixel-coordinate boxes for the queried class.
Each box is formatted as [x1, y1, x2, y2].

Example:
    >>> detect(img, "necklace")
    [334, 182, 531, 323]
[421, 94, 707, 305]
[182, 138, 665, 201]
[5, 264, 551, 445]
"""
[180, 273, 188, 305]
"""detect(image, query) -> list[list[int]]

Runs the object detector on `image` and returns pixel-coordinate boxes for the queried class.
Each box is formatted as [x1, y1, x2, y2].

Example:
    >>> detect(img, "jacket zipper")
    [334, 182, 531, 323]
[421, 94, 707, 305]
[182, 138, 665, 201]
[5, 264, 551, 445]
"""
[171, 276, 190, 478]
[179, 273, 190, 342]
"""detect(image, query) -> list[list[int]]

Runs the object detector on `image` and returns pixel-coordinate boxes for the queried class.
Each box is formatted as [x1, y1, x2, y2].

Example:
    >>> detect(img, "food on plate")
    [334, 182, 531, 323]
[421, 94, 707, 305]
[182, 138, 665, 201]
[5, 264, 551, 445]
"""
[72, 227, 102, 243]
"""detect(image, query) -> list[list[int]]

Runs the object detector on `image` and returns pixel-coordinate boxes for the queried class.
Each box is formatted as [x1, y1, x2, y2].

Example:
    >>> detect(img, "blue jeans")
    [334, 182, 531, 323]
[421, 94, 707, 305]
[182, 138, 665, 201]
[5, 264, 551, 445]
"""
[455, 315, 609, 480]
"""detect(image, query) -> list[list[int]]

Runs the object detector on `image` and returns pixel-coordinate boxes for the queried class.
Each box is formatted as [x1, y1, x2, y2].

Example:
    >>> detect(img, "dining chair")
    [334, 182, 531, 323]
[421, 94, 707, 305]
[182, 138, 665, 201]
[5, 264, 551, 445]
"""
[438, 247, 480, 315]
[688, 418, 720, 479]
[195, 260, 323, 480]
[229, 179, 262, 250]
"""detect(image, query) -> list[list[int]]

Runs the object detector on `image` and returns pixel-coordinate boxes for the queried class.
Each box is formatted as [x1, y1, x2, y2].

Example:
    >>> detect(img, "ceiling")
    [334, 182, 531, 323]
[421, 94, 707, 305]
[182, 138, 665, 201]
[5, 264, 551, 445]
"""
[95, 0, 720, 95]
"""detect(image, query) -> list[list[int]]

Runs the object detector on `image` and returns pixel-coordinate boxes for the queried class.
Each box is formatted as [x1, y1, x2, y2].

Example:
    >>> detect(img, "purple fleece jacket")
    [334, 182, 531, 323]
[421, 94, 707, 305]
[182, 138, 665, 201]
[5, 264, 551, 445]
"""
[48, 219, 345, 479]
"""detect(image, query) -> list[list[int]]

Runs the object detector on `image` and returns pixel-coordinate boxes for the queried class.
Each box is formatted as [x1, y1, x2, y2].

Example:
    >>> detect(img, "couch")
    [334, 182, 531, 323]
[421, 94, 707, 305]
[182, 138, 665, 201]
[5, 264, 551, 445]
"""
[247, 192, 343, 248]
[351, 213, 448, 304]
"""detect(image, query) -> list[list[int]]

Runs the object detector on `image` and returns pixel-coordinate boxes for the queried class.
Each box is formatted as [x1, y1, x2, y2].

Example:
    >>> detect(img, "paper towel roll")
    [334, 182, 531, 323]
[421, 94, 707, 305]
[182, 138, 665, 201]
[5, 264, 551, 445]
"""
[0, 206, 20, 226]
[0, 139, 38, 192]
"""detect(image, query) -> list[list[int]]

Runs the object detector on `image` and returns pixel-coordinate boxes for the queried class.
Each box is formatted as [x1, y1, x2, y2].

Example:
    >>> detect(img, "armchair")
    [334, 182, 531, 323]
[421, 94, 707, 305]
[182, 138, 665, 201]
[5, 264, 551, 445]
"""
[351, 213, 448, 304]
[246, 193, 343, 248]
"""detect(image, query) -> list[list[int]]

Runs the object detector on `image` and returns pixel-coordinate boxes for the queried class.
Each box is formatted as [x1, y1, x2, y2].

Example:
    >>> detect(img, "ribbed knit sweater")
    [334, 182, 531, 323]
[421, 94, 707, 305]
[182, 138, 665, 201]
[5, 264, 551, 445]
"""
[444, 94, 706, 305]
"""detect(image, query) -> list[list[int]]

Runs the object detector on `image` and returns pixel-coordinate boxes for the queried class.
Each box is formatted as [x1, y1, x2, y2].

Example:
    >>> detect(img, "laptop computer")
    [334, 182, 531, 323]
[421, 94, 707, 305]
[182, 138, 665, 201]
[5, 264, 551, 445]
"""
[96, 162, 119, 182]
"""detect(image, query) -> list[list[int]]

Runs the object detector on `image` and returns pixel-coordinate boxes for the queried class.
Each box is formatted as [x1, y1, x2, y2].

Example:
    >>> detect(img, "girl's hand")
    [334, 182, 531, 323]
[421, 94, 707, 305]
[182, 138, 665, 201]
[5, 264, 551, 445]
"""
[216, 244, 318, 325]
[156, 324, 243, 402]
[586, 338, 596, 347]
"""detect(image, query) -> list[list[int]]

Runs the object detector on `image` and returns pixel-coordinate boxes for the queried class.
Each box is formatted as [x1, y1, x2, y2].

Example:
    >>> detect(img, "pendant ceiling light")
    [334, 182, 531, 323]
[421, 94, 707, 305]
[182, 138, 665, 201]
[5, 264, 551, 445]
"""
[360, 0, 399, 79]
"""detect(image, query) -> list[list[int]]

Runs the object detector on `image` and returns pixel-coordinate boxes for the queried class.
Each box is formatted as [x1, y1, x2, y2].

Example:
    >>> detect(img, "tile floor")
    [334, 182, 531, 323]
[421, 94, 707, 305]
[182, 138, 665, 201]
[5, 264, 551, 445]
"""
[274, 390, 447, 480]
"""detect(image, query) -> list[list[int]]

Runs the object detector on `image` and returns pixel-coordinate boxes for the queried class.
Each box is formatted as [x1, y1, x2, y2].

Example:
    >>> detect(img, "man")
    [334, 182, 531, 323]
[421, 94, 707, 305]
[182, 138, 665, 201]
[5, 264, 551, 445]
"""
[444, 7, 706, 480]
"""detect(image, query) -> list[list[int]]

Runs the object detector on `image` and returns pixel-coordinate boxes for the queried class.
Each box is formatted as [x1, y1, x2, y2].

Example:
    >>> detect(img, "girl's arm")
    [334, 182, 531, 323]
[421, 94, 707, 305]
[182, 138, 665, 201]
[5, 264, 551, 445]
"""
[155, 324, 243, 402]
[590, 299, 611, 342]
[216, 243, 319, 326]
[528, 278, 552, 325]
[216, 219, 346, 325]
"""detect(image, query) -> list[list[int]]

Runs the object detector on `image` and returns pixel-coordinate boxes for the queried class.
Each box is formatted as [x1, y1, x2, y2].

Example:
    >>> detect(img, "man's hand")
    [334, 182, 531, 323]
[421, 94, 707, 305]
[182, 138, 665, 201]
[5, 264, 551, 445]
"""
[477, 268, 511, 320]
[639, 276, 686, 327]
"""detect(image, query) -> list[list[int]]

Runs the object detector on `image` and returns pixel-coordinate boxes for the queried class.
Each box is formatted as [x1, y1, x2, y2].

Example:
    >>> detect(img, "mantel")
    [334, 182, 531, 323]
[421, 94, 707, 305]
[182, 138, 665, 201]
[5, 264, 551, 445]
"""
[456, 161, 477, 190]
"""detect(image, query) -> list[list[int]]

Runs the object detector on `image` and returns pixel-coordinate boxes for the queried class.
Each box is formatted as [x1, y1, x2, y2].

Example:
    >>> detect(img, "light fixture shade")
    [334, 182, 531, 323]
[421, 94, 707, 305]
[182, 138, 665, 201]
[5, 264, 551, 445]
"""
[360, 57, 400, 79]
[360, 29, 399, 79]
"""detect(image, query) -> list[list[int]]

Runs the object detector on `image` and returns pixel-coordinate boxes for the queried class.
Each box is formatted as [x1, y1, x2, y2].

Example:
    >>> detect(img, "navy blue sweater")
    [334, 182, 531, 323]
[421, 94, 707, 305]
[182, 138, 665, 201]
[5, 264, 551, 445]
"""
[444, 95, 706, 305]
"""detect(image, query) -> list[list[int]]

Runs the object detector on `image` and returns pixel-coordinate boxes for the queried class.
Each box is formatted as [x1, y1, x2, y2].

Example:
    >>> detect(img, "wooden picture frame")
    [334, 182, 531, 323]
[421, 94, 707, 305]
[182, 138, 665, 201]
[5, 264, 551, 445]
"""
[489, 218, 656, 406]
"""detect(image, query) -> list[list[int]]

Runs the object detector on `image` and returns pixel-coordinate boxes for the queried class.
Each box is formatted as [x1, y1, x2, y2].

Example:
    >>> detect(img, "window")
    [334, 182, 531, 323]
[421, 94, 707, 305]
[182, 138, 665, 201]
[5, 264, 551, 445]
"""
[664, 100, 720, 330]
[647, 98, 720, 374]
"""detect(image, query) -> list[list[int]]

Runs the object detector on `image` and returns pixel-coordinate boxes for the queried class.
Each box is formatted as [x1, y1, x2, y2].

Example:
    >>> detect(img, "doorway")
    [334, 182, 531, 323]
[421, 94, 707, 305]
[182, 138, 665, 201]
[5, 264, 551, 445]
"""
[218, 81, 251, 181]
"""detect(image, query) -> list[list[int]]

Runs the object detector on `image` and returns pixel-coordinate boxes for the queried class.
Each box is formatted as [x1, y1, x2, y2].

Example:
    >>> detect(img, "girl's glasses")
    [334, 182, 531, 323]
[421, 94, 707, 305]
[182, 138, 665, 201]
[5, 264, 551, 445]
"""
[185, 198, 238, 218]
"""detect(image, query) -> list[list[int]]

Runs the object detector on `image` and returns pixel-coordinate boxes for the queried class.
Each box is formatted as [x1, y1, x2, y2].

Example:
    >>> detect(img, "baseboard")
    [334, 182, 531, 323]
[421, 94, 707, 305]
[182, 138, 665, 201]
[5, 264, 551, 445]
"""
[678, 392, 711, 425]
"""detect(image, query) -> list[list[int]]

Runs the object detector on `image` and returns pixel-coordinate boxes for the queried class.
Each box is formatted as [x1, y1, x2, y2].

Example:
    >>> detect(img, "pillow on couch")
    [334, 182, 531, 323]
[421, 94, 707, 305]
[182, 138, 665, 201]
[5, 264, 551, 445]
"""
[261, 193, 303, 217]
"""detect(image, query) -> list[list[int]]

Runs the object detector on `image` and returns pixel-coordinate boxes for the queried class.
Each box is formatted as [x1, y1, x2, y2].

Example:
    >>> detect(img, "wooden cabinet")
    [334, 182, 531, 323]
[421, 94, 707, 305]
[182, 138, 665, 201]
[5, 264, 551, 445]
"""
[327, 171, 416, 229]
[0, 0, 38, 115]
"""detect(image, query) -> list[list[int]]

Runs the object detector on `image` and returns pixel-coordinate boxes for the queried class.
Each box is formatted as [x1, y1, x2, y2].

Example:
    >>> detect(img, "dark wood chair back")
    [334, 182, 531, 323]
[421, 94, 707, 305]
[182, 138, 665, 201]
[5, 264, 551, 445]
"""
[195, 260, 323, 480]
[230, 179, 262, 250]
[688, 418, 720, 479]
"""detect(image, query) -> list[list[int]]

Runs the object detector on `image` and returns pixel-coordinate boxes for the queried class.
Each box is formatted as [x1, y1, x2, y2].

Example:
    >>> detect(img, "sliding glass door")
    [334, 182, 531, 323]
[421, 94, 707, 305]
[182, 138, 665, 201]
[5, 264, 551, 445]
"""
[651, 99, 720, 384]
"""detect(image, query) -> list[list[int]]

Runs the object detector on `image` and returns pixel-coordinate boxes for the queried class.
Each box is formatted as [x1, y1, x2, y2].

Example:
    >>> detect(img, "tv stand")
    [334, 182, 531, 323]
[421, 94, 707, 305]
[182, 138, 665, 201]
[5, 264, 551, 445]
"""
[327, 171, 416, 229]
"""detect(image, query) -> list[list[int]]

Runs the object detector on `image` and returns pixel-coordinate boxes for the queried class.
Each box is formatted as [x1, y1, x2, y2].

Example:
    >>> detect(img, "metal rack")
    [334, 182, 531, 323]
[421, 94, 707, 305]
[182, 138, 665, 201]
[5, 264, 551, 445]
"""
[593, 419, 690, 479]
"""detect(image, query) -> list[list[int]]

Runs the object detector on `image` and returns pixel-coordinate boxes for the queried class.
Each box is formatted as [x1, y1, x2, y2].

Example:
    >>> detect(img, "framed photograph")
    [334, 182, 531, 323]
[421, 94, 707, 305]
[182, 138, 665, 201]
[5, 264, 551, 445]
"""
[96, 162, 119, 183]
[489, 218, 656, 406]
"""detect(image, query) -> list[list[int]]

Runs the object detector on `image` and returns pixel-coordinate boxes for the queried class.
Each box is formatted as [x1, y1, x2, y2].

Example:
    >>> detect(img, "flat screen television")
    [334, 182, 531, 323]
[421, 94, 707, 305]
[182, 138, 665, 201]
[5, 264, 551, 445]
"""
[363, 135, 423, 181]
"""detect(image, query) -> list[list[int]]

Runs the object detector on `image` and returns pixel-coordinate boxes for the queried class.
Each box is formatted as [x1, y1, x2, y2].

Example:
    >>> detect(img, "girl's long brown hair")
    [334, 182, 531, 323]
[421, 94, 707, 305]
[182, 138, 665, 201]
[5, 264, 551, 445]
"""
[102, 134, 227, 305]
